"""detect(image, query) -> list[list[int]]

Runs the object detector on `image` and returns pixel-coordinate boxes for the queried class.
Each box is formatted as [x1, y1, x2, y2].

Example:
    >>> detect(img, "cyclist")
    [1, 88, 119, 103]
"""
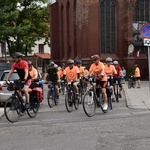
[63, 59, 80, 98]
[113, 60, 122, 98]
[4, 52, 31, 108]
[104, 57, 117, 102]
[89, 54, 108, 110]
[44, 62, 59, 100]
[76, 60, 84, 77]
[28, 61, 38, 81]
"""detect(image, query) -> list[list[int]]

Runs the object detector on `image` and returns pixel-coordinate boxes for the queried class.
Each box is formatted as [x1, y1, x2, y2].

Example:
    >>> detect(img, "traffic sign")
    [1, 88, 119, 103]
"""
[144, 38, 150, 46]
[140, 23, 150, 38]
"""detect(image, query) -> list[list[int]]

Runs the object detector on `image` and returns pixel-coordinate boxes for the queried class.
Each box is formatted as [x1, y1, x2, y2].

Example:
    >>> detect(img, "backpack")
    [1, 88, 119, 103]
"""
[30, 87, 43, 103]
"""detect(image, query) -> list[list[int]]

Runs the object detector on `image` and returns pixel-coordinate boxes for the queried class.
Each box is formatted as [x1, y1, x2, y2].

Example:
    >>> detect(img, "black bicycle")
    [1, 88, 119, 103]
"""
[113, 77, 120, 103]
[47, 81, 58, 108]
[82, 77, 108, 117]
[128, 75, 136, 89]
[65, 81, 80, 112]
[4, 81, 40, 123]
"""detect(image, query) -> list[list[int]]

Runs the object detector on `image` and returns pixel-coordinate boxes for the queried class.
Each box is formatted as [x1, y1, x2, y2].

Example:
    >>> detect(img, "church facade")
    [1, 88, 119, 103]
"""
[50, 0, 149, 79]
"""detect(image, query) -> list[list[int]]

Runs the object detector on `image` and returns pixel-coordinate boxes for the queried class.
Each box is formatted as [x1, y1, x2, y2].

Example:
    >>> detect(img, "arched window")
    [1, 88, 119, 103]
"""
[135, 0, 150, 21]
[100, 0, 117, 54]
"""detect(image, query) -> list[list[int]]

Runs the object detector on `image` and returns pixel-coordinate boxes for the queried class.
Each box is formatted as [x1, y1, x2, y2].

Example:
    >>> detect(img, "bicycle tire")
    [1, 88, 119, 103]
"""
[128, 79, 132, 89]
[99, 93, 108, 113]
[107, 96, 112, 110]
[82, 90, 96, 117]
[73, 94, 80, 110]
[27, 102, 39, 118]
[47, 89, 54, 108]
[78, 87, 83, 104]
[61, 83, 65, 95]
[65, 93, 73, 112]
[4, 97, 20, 123]
[114, 84, 119, 103]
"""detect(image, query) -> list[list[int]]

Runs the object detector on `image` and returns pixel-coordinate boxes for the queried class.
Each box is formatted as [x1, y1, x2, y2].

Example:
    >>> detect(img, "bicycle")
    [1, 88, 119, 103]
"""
[106, 76, 113, 110]
[47, 81, 58, 108]
[65, 81, 80, 112]
[128, 75, 136, 89]
[4, 80, 40, 123]
[82, 77, 108, 117]
[59, 79, 66, 95]
[113, 77, 120, 103]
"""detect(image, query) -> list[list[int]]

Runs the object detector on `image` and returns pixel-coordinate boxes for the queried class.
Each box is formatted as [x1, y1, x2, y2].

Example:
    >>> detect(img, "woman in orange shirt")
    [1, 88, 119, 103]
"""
[134, 64, 141, 88]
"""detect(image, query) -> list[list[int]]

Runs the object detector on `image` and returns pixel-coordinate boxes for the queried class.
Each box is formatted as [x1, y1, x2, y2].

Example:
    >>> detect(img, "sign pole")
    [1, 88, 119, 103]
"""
[148, 46, 150, 93]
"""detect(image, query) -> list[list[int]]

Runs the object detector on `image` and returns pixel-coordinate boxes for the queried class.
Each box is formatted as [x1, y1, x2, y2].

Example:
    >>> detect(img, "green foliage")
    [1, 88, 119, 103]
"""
[0, 0, 50, 56]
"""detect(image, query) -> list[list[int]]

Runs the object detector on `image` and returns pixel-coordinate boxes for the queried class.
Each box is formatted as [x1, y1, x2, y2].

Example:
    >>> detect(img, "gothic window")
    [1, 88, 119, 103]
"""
[135, 0, 150, 21]
[100, 0, 117, 54]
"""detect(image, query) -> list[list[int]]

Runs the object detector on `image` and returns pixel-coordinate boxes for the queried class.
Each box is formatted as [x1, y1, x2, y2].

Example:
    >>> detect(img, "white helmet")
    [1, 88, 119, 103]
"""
[106, 57, 112, 62]
[113, 61, 119, 65]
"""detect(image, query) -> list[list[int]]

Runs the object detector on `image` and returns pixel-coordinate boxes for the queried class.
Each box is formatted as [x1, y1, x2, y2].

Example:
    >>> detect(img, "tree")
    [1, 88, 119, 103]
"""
[0, 0, 50, 56]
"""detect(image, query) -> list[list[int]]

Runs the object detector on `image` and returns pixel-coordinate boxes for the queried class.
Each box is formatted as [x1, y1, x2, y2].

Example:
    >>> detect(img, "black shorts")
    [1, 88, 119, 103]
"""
[96, 80, 107, 88]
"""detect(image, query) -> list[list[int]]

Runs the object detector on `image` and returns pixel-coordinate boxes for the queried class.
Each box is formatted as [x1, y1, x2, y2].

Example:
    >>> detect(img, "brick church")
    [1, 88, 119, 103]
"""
[50, 0, 149, 79]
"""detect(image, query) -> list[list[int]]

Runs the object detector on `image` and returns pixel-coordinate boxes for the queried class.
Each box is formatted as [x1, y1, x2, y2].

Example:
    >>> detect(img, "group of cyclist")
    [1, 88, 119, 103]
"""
[43, 54, 123, 111]
[3, 51, 124, 112]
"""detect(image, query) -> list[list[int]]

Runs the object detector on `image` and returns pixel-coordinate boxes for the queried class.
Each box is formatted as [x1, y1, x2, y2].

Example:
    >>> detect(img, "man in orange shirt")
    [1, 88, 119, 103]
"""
[76, 60, 84, 77]
[134, 64, 141, 88]
[104, 57, 117, 101]
[63, 59, 80, 97]
[89, 54, 108, 111]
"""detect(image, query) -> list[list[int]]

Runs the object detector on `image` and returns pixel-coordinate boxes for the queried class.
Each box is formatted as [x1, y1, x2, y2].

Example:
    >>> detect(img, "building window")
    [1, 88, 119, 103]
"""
[135, 0, 150, 22]
[100, 0, 117, 54]
[39, 44, 44, 53]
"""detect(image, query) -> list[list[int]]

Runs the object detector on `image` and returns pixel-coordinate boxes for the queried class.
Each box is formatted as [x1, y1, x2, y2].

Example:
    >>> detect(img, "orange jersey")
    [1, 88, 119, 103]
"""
[104, 64, 117, 76]
[135, 67, 140, 77]
[64, 66, 79, 82]
[29, 67, 38, 79]
[84, 69, 89, 76]
[89, 61, 107, 81]
[77, 66, 84, 77]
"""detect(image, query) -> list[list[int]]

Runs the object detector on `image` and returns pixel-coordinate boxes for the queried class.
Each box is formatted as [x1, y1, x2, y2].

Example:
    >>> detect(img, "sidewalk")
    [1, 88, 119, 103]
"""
[123, 81, 150, 110]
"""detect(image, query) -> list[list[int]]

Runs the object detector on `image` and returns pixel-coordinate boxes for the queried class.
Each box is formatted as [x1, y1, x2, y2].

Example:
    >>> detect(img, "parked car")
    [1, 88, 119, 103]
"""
[0, 70, 43, 103]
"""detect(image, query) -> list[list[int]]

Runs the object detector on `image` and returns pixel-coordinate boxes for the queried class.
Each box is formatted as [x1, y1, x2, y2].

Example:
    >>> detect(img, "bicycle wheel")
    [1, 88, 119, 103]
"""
[73, 94, 80, 110]
[27, 101, 39, 118]
[4, 97, 20, 123]
[78, 87, 83, 104]
[128, 79, 132, 89]
[107, 96, 112, 110]
[82, 90, 96, 117]
[61, 83, 65, 95]
[65, 92, 73, 112]
[98, 93, 108, 113]
[47, 89, 55, 108]
[114, 84, 119, 103]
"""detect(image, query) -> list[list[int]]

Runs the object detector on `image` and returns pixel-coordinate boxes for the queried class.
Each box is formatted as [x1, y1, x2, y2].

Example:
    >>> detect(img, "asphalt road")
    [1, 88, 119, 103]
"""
[0, 85, 150, 150]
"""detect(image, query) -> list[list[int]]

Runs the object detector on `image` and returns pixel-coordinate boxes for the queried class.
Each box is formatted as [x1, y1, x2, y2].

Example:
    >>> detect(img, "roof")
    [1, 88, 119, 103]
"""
[34, 53, 51, 59]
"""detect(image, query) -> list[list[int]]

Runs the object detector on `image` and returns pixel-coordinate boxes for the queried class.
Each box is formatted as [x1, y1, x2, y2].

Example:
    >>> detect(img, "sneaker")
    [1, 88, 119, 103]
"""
[118, 94, 122, 98]
[137, 86, 140, 88]
[25, 103, 30, 109]
[103, 103, 108, 111]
